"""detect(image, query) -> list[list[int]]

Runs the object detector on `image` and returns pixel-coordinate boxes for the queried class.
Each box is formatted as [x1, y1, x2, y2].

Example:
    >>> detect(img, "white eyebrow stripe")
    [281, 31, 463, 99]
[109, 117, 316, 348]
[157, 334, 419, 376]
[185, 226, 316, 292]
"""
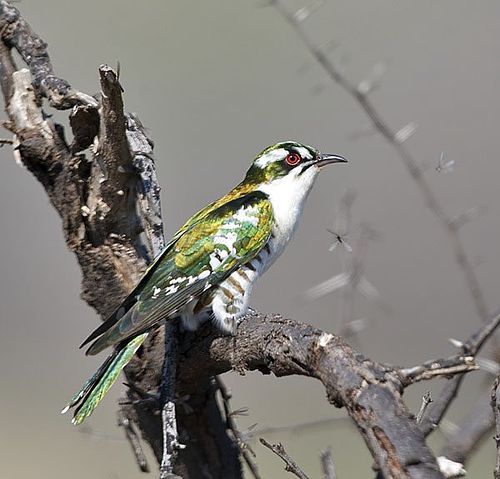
[294, 146, 312, 159]
[254, 148, 288, 167]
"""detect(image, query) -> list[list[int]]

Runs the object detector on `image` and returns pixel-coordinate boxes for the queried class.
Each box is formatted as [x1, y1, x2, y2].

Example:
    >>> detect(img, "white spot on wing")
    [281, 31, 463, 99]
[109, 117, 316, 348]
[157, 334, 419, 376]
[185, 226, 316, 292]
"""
[209, 256, 221, 269]
[198, 270, 210, 279]
[152, 286, 161, 299]
[165, 284, 180, 295]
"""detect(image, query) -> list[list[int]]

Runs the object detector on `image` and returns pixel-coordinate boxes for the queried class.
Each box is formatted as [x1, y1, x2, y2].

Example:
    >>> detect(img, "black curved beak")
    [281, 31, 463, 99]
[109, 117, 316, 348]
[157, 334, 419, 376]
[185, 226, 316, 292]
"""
[316, 153, 348, 168]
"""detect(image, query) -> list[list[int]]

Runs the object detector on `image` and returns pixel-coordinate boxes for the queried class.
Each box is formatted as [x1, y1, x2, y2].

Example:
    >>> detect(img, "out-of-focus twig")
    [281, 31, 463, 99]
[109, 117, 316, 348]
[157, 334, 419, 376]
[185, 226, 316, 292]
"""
[118, 409, 150, 472]
[254, 416, 350, 437]
[420, 308, 500, 435]
[272, 2, 494, 467]
[260, 438, 310, 479]
[320, 448, 337, 479]
[272, 0, 488, 322]
[440, 389, 493, 464]
[306, 221, 385, 331]
[216, 376, 262, 479]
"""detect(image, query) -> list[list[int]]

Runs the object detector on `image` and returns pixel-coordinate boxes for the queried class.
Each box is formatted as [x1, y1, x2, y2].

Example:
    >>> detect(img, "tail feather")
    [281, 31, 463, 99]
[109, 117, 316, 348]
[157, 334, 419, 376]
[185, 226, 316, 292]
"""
[62, 333, 148, 425]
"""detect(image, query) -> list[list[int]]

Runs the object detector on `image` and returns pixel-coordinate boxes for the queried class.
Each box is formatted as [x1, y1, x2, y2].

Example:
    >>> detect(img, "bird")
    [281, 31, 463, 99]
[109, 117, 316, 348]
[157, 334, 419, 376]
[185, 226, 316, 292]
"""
[62, 141, 347, 425]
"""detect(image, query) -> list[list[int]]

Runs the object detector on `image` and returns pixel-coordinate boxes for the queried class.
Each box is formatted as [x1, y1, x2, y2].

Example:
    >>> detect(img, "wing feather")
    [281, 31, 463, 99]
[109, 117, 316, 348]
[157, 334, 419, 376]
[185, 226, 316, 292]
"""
[84, 191, 273, 355]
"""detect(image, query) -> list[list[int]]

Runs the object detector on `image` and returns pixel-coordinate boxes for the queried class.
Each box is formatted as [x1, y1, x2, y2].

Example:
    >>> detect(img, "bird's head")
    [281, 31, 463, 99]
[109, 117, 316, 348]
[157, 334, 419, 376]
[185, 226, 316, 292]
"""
[242, 141, 347, 191]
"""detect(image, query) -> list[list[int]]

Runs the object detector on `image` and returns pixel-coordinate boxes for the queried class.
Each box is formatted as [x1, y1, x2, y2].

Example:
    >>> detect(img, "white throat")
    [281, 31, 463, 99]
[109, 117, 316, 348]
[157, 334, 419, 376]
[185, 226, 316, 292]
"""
[258, 166, 319, 262]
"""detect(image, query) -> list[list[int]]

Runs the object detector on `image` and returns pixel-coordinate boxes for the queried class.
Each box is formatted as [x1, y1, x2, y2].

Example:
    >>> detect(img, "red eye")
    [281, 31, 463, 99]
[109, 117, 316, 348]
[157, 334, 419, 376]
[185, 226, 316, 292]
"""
[285, 152, 301, 166]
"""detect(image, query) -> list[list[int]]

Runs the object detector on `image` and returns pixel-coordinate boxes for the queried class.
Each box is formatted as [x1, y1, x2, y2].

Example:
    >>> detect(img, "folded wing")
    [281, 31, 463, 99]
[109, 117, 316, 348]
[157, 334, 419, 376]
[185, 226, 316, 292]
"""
[83, 191, 273, 355]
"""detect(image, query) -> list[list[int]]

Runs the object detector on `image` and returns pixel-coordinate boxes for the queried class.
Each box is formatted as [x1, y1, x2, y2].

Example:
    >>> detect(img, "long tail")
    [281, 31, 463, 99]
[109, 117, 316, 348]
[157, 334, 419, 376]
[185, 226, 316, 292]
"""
[61, 333, 148, 425]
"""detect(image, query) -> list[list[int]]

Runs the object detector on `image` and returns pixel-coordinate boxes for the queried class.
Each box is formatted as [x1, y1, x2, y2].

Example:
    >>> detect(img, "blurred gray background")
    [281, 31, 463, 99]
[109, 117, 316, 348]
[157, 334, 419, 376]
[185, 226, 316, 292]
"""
[1, 0, 500, 477]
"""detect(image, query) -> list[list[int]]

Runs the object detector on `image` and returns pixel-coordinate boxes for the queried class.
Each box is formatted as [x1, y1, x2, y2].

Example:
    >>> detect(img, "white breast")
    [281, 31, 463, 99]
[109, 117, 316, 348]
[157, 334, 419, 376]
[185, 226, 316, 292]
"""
[258, 166, 319, 269]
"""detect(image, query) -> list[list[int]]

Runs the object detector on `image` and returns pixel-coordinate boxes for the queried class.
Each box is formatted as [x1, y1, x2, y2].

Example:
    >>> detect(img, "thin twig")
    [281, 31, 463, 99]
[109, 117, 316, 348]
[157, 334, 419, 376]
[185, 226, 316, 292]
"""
[333, 191, 357, 340]
[0, 0, 96, 108]
[440, 389, 493, 464]
[416, 392, 433, 424]
[420, 308, 500, 435]
[260, 438, 310, 479]
[492, 377, 500, 479]
[272, 11, 494, 457]
[272, 0, 488, 322]
[254, 416, 350, 437]
[399, 356, 477, 386]
[0, 2, 238, 476]
[215, 377, 262, 479]
[118, 409, 150, 472]
[182, 311, 479, 478]
[320, 448, 337, 479]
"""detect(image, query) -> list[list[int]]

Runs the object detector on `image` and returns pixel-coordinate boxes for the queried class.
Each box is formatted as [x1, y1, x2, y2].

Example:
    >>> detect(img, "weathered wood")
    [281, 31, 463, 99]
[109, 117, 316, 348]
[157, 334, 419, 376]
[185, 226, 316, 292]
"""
[0, 2, 494, 478]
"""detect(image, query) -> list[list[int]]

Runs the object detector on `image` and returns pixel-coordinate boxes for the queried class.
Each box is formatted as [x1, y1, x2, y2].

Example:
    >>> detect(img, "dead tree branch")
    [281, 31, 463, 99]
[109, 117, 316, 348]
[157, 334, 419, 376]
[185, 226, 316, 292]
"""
[492, 377, 500, 479]
[216, 376, 263, 479]
[117, 409, 150, 473]
[0, 0, 95, 108]
[439, 389, 493, 464]
[0, 2, 237, 478]
[159, 320, 182, 479]
[175, 313, 485, 479]
[321, 448, 337, 479]
[271, 1, 497, 464]
[1, 2, 497, 478]
[416, 392, 433, 425]
[260, 438, 310, 479]
[419, 309, 500, 436]
[272, 0, 488, 322]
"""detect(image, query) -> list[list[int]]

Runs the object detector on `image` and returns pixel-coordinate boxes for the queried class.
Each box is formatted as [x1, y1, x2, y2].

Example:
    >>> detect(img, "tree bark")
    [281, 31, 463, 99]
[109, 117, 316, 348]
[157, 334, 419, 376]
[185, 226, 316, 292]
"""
[0, 2, 491, 478]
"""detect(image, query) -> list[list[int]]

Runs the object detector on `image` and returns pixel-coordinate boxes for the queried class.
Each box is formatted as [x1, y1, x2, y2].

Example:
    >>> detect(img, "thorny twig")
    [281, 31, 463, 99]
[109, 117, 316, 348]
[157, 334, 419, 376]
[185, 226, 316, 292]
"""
[272, 0, 488, 321]
[260, 438, 310, 479]
[254, 416, 350, 437]
[420, 308, 500, 435]
[333, 191, 358, 342]
[0, 2, 190, 474]
[1, 1, 496, 477]
[440, 389, 493, 464]
[307, 196, 388, 345]
[118, 410, 150, 473]
[399, 356, 477, 386]
[416, 392, 433, 424]
[273, 0, 494, 460]
[215, 376, 262, 479]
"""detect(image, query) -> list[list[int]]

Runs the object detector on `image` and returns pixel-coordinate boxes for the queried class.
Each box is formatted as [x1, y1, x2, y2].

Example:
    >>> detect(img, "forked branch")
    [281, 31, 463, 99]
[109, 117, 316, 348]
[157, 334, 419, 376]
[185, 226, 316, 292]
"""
[0, 2, 496, 479]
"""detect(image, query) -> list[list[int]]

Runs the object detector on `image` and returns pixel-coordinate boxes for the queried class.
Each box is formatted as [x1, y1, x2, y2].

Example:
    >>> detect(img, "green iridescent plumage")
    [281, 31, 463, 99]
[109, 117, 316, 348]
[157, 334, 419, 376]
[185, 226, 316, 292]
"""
[63, 191, 273, 424]
[63, 141, 347, 425]
[63, 334, 147, 425]
[85, 192, 273, 354]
